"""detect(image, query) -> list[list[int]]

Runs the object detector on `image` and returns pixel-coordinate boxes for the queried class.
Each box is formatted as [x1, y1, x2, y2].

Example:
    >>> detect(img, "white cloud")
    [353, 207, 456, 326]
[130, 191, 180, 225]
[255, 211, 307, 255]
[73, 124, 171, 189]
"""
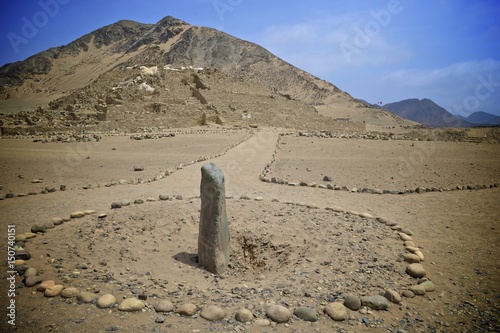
[263, 23, 318, 45]
[257, 15, 412, 76]
[383, 59, 500, 88]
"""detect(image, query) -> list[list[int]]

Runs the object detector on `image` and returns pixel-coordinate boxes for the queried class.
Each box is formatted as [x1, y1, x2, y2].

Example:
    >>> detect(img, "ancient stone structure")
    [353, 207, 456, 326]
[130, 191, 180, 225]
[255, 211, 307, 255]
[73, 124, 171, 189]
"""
[198, 162, 230, 274]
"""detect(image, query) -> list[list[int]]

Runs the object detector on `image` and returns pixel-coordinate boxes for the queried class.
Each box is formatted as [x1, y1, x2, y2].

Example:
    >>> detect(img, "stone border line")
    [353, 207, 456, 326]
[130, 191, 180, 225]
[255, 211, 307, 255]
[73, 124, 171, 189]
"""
[259, 133, 500, 195]
[0, 130, 255, 201]
[11, 195, 435, 329]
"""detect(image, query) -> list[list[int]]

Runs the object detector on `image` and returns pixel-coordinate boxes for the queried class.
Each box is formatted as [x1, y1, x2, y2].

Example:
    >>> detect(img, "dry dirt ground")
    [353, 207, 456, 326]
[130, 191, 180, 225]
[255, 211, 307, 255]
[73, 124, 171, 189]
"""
[0, 128, 499, 333]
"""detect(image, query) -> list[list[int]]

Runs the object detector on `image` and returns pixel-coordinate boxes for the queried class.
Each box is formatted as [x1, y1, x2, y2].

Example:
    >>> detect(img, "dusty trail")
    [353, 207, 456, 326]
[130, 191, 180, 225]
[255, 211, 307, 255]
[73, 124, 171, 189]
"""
[0, 131, 281, 233]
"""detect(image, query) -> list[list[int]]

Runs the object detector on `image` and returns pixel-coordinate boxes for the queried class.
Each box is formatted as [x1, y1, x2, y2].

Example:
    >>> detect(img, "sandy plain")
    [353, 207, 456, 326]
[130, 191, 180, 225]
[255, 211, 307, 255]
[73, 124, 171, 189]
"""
[0, 128, 499, 333]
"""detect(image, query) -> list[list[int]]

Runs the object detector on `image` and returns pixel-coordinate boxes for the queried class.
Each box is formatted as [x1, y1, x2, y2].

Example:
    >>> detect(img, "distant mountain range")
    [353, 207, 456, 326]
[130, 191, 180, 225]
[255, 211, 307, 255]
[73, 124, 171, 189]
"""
[382, 98, 471, 127]
[457, 111, 500, 126]
[380, 98, 499, 128]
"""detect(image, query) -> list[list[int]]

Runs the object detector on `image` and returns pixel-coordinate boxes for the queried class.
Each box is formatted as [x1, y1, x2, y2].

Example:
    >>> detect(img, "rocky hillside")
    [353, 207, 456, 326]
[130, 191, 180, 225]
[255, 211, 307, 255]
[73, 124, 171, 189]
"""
[0, 15, 414, 131]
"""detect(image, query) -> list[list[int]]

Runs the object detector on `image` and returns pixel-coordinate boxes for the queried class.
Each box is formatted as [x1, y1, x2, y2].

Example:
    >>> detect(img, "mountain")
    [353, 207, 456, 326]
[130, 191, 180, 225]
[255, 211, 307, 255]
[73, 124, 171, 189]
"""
[382, 98, 472, 128]
[0, 16, 355, 106]
[462, 111, 500, 126]
[0, 16, 417, 132]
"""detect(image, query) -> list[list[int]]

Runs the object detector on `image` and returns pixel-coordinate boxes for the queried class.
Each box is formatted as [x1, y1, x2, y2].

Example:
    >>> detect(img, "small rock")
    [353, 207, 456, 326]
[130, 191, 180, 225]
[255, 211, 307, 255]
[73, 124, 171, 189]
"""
[343, 295, 362, 311]
[324, 302, 348, 321]
[201, 305, 225, 321]
[155, 300, 174, 312]
[266, 305, 292, 323]
[399, 232, 412, 241]
[14, 259, 26, 267]
[385, 220, 398, 227]
[133, 165, 144, 171]
[404, 240, 416, 248]
[402, 290, 415, 298]
[24, 276, 42, 287]
[254, 319, 271, 326]
[155, 316, 165, 323]
[159, 194, 170, 201]
[44, 285, 64, 297]
[176, 303, 197, 316]
[51, 217, 64, 226]
[294, 307, 318, 322]
[111, 202, 122, 209]
[384, 289, 402, 304]
[361, 296, 389, 310]
[401, 228, 413, 236]
[97, 294, 117, 308]
[84, 210, 96, 215]
[410, 285, 426, 296]
[98, 213, 107, 218]
[146, 197, 156, 202]
[359, 212, 373, 219]
[24, 267, 37, 277]
[134, 199, 144, 204]
[14, 234, 27, 242]
[406, 246, 419, 253]
[60, 287, 80, 298]
[326, 206, 344, 213]
[77, 291, 98, 303]
[118, 298, 145, 312]
[404, 253, 421, 264]
[42, 221, 55, 229]
[416, 187, 427, 194]
[323, 176, 333, 182]
[15, 265, 29, 275]
[37, 280, 56, 292]
[70, 211, 85, 218]
[419, 281, 435, 292]
[31, 224, 46, 233]
[414, 250, 425, 261]
[24, 232, 37, 239]
[406, 263, 426, 278]
[235, 308, 253, 322]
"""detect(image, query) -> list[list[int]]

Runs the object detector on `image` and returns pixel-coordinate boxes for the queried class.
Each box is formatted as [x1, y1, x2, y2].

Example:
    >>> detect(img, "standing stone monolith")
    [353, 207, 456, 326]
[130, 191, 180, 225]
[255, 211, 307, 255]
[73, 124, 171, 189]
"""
[198, 162, 230, 274]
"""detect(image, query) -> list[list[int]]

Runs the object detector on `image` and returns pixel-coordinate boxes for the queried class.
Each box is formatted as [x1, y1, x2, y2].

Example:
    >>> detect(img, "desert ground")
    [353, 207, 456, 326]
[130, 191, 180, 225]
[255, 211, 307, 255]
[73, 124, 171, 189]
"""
[1, 127, 499, 333]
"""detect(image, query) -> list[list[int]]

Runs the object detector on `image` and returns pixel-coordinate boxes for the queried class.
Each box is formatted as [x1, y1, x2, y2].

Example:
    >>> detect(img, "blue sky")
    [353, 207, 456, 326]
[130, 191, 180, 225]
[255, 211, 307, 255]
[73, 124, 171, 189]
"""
[1, 0, 499, 116]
